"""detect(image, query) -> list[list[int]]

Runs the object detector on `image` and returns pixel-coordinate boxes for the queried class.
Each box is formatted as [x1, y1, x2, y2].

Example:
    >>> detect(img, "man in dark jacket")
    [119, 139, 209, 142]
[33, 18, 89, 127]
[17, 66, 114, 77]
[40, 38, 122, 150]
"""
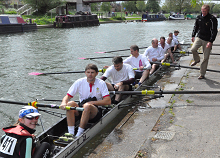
[191, 4, 218, 79]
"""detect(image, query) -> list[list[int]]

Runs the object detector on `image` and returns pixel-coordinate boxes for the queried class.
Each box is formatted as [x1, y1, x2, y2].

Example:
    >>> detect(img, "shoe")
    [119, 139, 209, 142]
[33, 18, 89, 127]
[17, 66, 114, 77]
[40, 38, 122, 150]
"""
[198, 75, 205, 79]
[191, 60, 200, 66]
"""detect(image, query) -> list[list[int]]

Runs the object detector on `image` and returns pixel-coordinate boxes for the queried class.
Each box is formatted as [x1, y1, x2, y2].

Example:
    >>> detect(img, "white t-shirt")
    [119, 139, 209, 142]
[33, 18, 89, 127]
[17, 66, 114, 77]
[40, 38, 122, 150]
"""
[67, 77, 109, 102]
[123, 54, 151, 72]
[143, 46, 164, 62]
[102, 63, 135, 84]
[166, 37, 175, 47]
[159, 43, 170, 54]
[173, 34, 179, 44]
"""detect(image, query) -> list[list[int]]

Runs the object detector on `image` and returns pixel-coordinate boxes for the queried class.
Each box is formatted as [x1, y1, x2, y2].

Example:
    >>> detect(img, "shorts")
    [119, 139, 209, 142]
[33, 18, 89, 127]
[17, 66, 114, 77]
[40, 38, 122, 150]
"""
[112, 84, 132, 91]
[77, 105, 102, 123]
[135, 71, 143, 79]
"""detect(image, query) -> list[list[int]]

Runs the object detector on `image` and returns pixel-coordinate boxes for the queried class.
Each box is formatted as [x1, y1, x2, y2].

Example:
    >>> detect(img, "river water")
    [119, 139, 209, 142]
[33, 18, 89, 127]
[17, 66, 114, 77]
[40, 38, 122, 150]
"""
[0, 19, 218, 156]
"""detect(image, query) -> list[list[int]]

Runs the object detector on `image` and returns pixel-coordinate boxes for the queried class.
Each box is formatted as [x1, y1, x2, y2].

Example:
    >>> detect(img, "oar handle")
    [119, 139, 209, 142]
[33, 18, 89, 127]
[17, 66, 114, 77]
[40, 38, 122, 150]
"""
[31, 102, 84, 111]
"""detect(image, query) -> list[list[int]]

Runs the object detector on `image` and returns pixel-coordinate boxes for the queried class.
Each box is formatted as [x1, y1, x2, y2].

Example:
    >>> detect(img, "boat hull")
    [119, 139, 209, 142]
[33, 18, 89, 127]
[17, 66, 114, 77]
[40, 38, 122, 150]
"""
[0, 23, 37, 34]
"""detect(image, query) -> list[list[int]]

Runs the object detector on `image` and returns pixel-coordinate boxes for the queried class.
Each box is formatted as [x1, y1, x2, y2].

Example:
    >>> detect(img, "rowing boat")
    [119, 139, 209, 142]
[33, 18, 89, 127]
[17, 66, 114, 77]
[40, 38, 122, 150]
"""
[35, 64, 166, 158]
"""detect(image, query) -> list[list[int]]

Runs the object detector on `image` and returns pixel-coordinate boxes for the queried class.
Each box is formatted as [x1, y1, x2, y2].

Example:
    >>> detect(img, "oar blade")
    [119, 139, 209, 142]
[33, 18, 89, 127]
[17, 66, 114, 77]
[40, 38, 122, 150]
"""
[78, 57, 87, 60]
[95, 52, 105, 54]
[29, 72, 43, 76]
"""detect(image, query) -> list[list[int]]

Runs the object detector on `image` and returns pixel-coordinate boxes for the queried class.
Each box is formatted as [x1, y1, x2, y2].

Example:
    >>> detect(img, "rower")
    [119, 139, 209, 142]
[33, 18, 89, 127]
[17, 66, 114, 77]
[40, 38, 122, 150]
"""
[123, 45, 151, 86]
[60, 64, 111, 137]
[159, 36, 175, 63]
[173, 30, 182, 51]
[100, 56, 135, 105]
[144, 38, 165, 74]
[166, 32, 175, 52]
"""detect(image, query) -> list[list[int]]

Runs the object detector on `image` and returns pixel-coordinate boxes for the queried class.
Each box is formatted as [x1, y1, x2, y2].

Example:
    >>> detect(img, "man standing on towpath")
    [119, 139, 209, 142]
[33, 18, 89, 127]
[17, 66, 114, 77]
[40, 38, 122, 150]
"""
[191, 4, 218, 79]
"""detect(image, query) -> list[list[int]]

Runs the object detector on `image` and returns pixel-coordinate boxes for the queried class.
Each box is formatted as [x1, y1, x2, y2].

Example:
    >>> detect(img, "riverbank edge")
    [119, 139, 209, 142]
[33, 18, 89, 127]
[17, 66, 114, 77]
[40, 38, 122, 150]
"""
[36, 20, 142, 29]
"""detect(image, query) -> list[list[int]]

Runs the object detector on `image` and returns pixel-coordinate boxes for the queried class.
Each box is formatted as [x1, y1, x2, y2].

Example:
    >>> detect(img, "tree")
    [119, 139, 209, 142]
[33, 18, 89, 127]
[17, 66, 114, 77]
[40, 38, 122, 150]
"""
[146, 0, 160, 13]
[136, 1, 146, 12]
[100, 2, 111, 12]
[213, 4, 220, 13]
[91, 3, 101, 12]
[23, 0, 63, 15]
[122, 1, 137, 12]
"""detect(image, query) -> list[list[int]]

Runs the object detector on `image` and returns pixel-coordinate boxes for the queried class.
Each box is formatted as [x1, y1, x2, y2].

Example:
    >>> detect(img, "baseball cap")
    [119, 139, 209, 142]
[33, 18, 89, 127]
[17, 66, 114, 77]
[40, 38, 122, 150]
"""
[19, 106, 41, 118]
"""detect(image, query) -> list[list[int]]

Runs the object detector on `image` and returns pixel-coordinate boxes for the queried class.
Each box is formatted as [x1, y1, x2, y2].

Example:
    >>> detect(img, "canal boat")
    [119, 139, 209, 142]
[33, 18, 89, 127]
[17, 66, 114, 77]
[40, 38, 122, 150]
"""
[54, 12, 99, 28]
[168, 13, 185, 20]
[0, 14, 37, 34]
[142, 13, 166, 22]
[35, 65, 164, 158]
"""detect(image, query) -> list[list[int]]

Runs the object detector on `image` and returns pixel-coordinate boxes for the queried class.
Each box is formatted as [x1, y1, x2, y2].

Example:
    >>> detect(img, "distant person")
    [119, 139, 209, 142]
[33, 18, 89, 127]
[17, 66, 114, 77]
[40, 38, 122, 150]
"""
[60, 64, 111, 137]
[124, 45, 151, 86]
[101, 56, 135, 104]
[191, 4, 218, 79]
[144, 38, 165, 74]
[0, 106, 50, 158]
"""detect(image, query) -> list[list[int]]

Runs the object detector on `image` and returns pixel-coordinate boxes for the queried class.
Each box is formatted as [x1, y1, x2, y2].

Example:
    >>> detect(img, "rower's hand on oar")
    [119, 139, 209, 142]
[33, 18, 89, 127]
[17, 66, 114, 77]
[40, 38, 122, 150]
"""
[60, 104, 67, 110]
[139, 66, 144, 70]
[103, 66, 109, 69]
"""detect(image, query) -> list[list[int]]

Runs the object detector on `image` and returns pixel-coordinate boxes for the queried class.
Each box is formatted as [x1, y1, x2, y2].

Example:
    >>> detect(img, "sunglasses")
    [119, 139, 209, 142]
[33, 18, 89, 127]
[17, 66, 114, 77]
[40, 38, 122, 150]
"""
[25, 116, 39, 120]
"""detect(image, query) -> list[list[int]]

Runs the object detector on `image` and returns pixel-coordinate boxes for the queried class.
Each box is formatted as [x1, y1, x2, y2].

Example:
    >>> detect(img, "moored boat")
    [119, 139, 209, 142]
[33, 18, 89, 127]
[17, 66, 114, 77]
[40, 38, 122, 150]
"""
[142, 13, 166, 22]
[35, 65, 164, 158]
[168, 13, 185, 20]
[0, 14, 37, 34]
[54, 12, 100, 28]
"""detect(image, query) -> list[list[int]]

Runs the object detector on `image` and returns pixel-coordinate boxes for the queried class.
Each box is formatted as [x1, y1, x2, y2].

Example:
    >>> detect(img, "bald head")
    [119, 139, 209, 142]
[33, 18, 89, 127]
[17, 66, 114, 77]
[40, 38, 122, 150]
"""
[151, 38, 158, 48]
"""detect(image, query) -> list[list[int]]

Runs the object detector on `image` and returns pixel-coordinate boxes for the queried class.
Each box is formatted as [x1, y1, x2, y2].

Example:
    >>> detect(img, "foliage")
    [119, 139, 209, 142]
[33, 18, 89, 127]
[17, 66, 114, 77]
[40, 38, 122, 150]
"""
[162, 0, 202, 13]
[91, 3, 101, 12]
[22, 14, 55, 25]
[213, 4, 220, 13]
[112, 16, 126, 20]
[5, 8, 17, 14]
[146, 0, 160, 13]
[122, 1, 137, 12]
[23, 0, 63, 15]
[136, 1, 146, 12]
[100, 2, 111, 12]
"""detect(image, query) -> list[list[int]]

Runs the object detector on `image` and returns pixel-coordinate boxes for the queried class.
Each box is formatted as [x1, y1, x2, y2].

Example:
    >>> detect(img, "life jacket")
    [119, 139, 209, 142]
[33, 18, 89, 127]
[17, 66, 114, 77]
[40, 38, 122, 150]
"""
[0, 125, 34, 158]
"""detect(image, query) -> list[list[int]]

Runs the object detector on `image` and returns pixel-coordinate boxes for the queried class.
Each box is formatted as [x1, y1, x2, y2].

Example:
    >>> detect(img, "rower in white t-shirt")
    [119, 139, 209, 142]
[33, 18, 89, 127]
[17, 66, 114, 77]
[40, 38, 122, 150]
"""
[60, 64, 111, 137]
[124, 45, 151, 86]
[144, 38, 165, 74]
[173, 30, 182, 51]
[159, 36, 175, 63]
[101, 56, 135, 104]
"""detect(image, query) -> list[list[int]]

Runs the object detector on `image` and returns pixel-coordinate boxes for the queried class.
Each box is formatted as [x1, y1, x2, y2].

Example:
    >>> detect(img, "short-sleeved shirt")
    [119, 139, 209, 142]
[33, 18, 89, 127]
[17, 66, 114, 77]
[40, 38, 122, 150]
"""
[172, 35, 179, 44]
[159, 43, 170, 54]
[102, 64, 135, 84]
[166, 37, 175, 47]
[123, 54, 151, 72]
[143, 46, 164, 62]
[67, 77, 110, 102]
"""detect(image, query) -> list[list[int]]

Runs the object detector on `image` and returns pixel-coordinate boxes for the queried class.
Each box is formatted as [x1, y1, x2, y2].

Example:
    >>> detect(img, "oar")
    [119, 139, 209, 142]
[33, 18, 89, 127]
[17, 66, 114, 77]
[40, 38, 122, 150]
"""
[180, 43, 220, 46]
[95, 46, 148, 54]
[0, 100, 84, 111]
[79, 55, 129, 60]
[36, 98, 79, 103]
[109, 90, 220, 95]
[173, 51, 220, 56]
[29, 69, 106, 76]
[151, 62, 220, 73]
[29, 67, 146, 76]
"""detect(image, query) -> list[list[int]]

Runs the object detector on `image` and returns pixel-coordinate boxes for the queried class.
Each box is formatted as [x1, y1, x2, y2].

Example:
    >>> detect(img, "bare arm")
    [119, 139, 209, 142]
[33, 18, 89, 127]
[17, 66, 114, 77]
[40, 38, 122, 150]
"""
[60, 95, 72, 110]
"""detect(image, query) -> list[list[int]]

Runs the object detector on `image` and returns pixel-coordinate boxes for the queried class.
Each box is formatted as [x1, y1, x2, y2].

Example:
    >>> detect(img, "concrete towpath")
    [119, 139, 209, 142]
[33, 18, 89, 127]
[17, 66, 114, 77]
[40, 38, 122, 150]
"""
[88, 33, 220, 158]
